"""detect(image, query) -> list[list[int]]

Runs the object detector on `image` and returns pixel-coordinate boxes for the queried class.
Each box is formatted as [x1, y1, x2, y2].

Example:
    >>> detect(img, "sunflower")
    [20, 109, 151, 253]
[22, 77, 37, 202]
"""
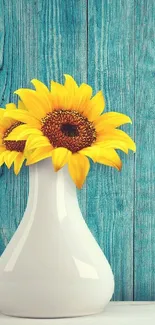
[0, 102, 27, 174]
[4, 75, 136, 188]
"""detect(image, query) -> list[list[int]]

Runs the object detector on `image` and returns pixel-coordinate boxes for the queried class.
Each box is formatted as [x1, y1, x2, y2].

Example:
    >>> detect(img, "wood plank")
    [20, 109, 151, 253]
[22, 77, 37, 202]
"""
[0, 228, 13, 256]
[0, 0, 37, 232]
[0, 0, 87, 248]
[87, 0, 135, 300]
[0, 229, 5, 256]
[134, 0, 155, 301]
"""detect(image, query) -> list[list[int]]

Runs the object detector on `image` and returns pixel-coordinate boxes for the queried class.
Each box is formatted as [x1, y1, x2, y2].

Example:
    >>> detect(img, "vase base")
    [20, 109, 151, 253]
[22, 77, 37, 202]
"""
[0, 307, 107, 319]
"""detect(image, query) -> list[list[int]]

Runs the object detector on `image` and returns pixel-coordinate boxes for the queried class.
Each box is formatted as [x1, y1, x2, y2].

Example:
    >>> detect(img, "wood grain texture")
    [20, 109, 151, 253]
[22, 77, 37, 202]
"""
[134, 0, 155, 300]
[0, 0, 87, 242]
[87, 0, 135, 300]
[0, 0, 155, 301]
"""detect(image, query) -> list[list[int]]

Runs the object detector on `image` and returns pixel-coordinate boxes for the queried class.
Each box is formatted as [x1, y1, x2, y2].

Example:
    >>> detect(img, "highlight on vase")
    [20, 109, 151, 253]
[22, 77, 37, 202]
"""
[1, 75, 136, 188]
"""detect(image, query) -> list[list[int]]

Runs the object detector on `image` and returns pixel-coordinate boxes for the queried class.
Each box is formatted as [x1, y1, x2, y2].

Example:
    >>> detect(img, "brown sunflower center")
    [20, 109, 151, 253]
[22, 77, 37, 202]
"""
[3, 122, 26, 152]
[61, 123, 79, 137]
[41, 109, 96, 153]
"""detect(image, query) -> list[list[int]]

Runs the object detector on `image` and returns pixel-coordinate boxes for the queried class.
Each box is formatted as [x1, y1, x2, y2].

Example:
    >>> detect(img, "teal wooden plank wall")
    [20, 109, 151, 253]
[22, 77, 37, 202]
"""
[0, 0, 154, 301]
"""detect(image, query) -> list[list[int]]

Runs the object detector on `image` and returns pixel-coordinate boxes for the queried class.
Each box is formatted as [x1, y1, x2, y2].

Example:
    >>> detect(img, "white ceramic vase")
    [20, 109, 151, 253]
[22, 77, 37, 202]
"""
[0, 158, 114, 318]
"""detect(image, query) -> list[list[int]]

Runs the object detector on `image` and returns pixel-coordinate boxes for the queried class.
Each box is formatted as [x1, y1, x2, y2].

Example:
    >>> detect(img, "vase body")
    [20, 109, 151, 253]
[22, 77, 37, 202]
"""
[0, 158, 114, 318]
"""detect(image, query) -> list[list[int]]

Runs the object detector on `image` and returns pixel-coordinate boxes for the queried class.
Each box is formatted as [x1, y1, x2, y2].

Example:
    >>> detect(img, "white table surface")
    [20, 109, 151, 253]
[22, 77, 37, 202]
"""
[0, 302, 155, 325]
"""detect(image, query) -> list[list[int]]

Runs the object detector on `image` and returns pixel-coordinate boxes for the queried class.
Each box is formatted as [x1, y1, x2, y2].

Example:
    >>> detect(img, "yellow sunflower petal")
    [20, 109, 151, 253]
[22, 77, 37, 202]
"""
[14, 89, 47, 119]
[4, 151, 19, 169]
[5, 124, 32, 140]
[5, 103, 16, 111]
[26, 147, 53, 165]
[74, 83, 92, 114]
[4, 151, 12, 169]
[0, 151, 6, 166]
[52, 147, 71, 171]
[68, 153, 90, 189]
[79, 145, 100, 162]
[94, 112, 132, 132]
[31, 79, 50, 96]
[64, 74, 78, 95]
[16, 128, 43, 141]
[3, 103, 17, 126]
[50, 81, 69, 109]
[3, 151, 11, 168]
[18, 100, 27, 110]
[51, 81, 65, 93]
[4, 109, 41, 128]
[87, 90, 105, 121]
[95, 148, 122, 170]
[97, 129, 136, 152]
[9, 151, 20, 168]
[0, 108, 5, 118]
[63, 74, 79, 109]
[31, 79, 52, 113]
[25, 135, 51, 150]
[28, 142, 51, 150]
[14, 153, 25, 175]
[96, 140, 129, 154]
[0, 118, 14, 130]
[0, 145, 5, 152]
[0, 126, 5, 134]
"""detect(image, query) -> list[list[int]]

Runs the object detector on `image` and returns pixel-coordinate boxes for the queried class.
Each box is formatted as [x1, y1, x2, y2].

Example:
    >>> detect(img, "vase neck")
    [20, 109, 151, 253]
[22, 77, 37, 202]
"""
[29, 158, 76, 190]
[27, 158, 79, 222]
